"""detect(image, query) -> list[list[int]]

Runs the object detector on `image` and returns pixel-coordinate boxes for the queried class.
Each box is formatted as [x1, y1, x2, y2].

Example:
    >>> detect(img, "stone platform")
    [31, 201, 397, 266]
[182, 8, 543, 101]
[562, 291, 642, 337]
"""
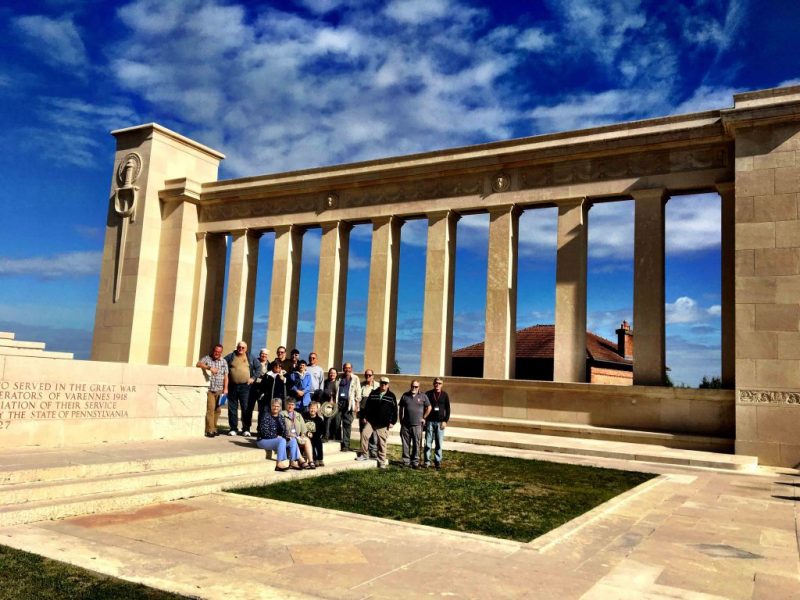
[0, 440, 797, 599]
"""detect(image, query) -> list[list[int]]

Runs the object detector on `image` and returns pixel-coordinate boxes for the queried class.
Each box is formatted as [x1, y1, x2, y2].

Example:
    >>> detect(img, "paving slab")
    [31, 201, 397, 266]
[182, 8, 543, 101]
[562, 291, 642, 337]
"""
[0, 441, 797, 599]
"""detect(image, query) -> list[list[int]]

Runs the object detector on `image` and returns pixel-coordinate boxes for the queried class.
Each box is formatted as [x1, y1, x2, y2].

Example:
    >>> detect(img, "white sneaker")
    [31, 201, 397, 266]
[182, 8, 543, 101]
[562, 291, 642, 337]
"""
[242, 430, 252, 438]
[228, 430, 238, 436]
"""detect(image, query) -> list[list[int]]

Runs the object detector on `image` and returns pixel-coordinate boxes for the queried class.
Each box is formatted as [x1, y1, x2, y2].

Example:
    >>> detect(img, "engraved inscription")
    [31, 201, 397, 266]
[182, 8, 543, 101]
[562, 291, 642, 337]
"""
[0, 381, 136, 430]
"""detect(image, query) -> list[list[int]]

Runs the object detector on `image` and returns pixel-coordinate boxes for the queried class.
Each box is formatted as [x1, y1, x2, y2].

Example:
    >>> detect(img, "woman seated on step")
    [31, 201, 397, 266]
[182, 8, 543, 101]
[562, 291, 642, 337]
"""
[280, 397, 315, 469]
[257, 398, 301, 472]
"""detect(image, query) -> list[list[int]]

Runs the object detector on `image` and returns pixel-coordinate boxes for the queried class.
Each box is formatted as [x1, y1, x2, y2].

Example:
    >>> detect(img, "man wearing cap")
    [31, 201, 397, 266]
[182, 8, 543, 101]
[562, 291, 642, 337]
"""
[424, 377, 451, 469]
[358, 369, 380, 458]
[398, 380, 431, 468]
[356, 376, 397, 468]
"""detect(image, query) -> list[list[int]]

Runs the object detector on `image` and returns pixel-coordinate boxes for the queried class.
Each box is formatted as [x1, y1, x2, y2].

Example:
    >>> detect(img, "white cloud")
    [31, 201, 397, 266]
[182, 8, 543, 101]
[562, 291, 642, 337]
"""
[296, 0, 351, 15]
[0, 251, 102, 278]
[665, 194, 720, 254]
[528, 88, 667, 132]
[516, 27, 555, 52]
[109, 0, 525, 175]
[13, 14, 88, 70]
[674, 85, 739, 113]
[681, 0, 746, 54]
[665, 296, 719, 325]
[385, 0, 451, 24]
[14, 97, 138, 168]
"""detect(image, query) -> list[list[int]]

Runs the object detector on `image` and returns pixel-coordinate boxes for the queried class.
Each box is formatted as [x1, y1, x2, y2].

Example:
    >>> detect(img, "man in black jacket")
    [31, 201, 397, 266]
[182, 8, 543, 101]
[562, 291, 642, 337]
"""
[424, 377, 450, 469]
[355, 376, 397, 469]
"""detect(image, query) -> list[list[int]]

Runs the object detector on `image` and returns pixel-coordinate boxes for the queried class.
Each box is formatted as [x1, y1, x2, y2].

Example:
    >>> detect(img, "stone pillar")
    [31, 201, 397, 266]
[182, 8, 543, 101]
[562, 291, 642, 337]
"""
[314, 221, 351, 370]
[363, 216, 402, 373]
[195, 233, 227, 360]
[484, 205, 519, 379]
[420, 211, 459, 377]
[92, 123, 224, 363]
[222, 230, 260, 351]
[148, 182, 201, 366]
[553, 199, 588, 383]
[717, 182, 736, 389]
[266, 225, 303, 354]
[632, 188, 667, 386]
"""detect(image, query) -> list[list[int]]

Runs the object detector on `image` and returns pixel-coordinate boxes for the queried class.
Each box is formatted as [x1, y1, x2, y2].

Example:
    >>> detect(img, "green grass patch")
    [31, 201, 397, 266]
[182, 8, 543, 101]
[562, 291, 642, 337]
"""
[0, 544, 187, 600]
[233, 448, 654, 542]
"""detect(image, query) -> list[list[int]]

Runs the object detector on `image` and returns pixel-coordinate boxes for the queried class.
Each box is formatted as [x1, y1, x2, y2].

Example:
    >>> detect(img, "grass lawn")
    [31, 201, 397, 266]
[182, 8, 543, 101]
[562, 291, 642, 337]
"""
[0, 544, 187, 600]
[233, 447, 655, 542]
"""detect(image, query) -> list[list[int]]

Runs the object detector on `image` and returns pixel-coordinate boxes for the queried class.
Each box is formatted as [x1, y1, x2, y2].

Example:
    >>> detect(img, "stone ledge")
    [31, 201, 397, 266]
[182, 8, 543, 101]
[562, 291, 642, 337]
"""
[447, 415, 733, 452]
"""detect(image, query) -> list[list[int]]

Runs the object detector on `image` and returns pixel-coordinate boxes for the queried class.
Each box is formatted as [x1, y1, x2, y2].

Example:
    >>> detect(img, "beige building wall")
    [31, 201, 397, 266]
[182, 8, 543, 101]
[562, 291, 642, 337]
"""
[730, 89, 800, 466]
[92, 124, 223, 365]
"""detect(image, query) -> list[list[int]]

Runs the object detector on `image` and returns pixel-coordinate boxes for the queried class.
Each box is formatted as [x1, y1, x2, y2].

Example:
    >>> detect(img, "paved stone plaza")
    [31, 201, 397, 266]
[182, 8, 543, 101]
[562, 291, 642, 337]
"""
[1, 441, 798, 599]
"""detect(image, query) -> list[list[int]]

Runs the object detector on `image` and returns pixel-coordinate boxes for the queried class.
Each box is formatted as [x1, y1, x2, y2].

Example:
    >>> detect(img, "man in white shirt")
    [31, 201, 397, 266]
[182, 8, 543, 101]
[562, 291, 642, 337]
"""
[307, 351, 324, 392]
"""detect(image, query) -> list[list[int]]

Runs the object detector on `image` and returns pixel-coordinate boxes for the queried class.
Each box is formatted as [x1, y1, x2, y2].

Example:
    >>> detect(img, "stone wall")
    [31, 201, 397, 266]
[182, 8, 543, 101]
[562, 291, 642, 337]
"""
[0, 354, 208, 449]
[386, 374, 733, 436]
[734, 114, 800, 465]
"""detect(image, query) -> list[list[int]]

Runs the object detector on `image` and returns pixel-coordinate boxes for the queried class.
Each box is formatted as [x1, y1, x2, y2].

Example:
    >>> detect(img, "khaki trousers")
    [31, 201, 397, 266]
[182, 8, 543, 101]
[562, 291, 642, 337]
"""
[206, 391, 221, 434]
[360, 422, 389, 464]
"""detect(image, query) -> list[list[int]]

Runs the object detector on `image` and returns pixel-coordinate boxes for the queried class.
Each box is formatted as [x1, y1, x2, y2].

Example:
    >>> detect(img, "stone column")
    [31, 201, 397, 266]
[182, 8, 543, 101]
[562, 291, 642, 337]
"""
[314, 221, 351, 370]
[632, 188, 668, 385]
[484, 205, 520, 379]
[222, 230, 260, 351]
[717, 183, 736, 389]
[195, 233, 227, 361]
[420, 211, 459, 377]
[91, 124, 224, 363]
[148, 183, 201, 366]
[266, 225, 303, 353]
[363, 216, 402, 373]
[553, 199, 588, 383]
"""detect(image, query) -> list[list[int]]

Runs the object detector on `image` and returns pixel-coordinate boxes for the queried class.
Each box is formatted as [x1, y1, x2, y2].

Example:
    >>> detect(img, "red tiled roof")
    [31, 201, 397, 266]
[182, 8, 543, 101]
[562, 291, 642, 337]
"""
[452, 324, 631, 365]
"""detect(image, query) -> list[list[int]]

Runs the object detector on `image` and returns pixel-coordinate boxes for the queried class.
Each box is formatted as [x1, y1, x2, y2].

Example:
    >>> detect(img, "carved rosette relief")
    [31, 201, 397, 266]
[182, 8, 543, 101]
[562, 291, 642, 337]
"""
[738, 389, 800, 405]
[324, 192, 339, 211]
[112, 153, 142, 303]
[491, 173, 511, 193]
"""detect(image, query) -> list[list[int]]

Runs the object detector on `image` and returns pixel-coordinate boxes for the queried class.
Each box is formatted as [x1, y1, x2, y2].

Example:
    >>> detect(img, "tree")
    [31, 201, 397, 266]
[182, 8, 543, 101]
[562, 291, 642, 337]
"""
[392, 360, 401, 374]
[699, 376, 722, 389]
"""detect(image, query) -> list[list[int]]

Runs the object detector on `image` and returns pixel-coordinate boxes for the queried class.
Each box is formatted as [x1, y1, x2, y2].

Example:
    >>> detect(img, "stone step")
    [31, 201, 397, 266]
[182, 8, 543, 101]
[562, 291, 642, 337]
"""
[0, 454, 268, 505]
[437, 427, 757, 472]
[0, 332, 14, 340]
[448, 415, 733, 453]
[0, 442, 369, 528]
[0, 338, 45, 350]
[1, 438, 266, 485]
[0, 346, 73, 359]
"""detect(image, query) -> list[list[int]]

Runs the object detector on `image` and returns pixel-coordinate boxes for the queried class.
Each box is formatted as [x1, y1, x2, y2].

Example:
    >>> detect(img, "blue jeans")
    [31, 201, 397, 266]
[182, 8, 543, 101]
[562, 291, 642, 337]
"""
[256, 437, 300, 462]
[425, 421, 445, 465]
[227, 382, 250, 432]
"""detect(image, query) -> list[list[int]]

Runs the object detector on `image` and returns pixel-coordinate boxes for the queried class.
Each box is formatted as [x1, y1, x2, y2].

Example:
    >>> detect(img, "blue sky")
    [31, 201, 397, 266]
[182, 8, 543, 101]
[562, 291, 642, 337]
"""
[0, 0, 798, 385]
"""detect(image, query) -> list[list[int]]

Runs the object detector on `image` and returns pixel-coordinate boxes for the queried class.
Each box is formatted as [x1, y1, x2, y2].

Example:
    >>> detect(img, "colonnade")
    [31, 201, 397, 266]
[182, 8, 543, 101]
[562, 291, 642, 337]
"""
[210, 187, 735, 387]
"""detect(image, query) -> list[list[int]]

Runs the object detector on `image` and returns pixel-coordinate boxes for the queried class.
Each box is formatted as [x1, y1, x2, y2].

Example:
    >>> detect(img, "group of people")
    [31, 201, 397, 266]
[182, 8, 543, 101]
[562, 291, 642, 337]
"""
[197, 342, 451, 472]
